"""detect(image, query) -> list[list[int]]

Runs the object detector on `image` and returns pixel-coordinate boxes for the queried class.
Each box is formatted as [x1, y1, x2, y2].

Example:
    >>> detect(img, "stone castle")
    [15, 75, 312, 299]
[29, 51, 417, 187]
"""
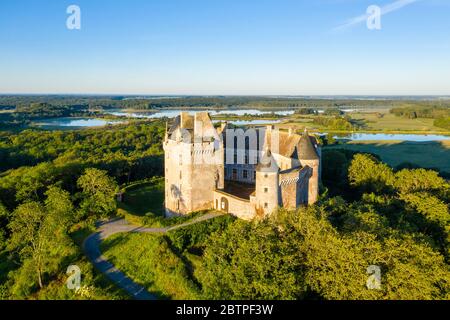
[163, 112, 321, 220]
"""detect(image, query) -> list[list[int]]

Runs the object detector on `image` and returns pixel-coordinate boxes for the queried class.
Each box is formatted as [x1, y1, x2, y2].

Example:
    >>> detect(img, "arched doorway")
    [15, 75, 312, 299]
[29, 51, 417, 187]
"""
[220, 197, 229, 213]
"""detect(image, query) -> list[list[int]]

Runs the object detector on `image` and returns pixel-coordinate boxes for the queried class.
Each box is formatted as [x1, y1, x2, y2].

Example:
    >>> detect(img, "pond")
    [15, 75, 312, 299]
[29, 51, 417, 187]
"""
[33, 117, 125, 129]
[334, 133, 450, 142]
[106, 109, 294, 119]
[213, 119, 282, 126]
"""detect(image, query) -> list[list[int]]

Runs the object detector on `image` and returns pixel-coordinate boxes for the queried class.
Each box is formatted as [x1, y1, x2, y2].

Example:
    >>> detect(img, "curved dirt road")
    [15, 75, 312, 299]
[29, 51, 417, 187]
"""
[83, 213, 224, 300]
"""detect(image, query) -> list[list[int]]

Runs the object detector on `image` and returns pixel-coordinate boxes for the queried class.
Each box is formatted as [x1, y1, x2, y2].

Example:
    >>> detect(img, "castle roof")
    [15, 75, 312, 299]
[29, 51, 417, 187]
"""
[264, 128, 319, 160]
[256, 148, 279, 172]
[264, 129, 298, 158]
[167, 112, 218, 142]
[297, 130, 319, 160]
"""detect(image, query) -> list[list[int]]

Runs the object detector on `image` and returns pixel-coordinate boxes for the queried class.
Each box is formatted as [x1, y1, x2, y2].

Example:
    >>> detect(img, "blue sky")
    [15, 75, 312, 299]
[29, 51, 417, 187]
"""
[0, 0, 449, 95]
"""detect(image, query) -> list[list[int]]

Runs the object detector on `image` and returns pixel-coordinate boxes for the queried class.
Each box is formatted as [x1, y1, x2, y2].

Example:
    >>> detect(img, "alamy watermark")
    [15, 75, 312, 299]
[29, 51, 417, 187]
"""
[66, 5, 81, 30]
[335, 1, 420, 32]
[66, 264, 81, 290]
[366, 265, 382, 290]
[167, 121, 283, 166]
[367, 5, 382, 30]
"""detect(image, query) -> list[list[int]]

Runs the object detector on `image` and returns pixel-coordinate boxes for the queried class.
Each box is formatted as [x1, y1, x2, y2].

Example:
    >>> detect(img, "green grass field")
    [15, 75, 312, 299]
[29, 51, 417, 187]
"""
[280, 111, 450, 134]
[350, 112, 445, 132]
[328, 140, 450, 173]
[122, 178, 165, 216]
[99, 214, 235, 300]
[101, 233, 200, 300]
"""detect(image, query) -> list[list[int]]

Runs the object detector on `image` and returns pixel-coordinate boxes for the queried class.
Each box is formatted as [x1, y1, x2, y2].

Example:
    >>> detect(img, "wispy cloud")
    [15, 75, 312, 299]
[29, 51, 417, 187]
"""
[333, 0, 421, 32]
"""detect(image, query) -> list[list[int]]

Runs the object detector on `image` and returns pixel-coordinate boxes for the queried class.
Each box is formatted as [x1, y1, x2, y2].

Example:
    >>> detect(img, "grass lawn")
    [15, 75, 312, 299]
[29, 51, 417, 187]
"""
[101, 233, 200, 300]
[328, 140, 450, 173]
[99, 214, 235, 300]
[122, 178, 165, 216]
[117, 178, 207, 227]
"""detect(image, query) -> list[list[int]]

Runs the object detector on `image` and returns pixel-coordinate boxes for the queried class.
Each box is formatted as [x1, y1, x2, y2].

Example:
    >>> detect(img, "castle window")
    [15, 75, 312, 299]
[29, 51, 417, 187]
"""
[264, 203, 268, 209]
[253, 171, 256, 179]
[244, 155, 248, 164]
[233, 154, 237, 164]
[243, 170, 248, 179]
[179, 171, 182, 180]
[264, 187, 268, 193]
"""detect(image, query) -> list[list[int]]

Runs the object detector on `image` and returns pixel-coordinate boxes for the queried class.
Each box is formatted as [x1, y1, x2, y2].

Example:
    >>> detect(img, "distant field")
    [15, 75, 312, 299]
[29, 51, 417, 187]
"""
[280, 111, 449, 134]
[328, 140, 450, 173]
[350, 112, 445, 132]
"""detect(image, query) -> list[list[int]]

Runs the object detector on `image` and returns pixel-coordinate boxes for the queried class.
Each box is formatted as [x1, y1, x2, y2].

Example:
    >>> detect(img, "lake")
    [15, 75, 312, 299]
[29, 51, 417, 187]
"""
[31, 115, 280, 129]
[213, 119, 282, 126]
[334, 133, 450, 142]
[33, 118, 125, 129]
[106, 109, 294, 119]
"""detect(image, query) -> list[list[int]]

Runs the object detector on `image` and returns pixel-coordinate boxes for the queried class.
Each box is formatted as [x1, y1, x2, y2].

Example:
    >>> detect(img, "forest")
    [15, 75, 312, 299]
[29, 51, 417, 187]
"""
[0, 115, 448, 299]
[390, 105, 450, 130]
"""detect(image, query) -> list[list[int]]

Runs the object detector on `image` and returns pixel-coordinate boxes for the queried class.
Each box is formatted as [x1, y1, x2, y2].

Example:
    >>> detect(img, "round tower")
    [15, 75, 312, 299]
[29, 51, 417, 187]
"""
[298, 130, 320, 205]
[255, 148, 280, 216]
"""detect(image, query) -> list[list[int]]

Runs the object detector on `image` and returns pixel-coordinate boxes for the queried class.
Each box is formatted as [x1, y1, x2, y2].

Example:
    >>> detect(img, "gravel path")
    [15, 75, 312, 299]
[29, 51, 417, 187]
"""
[82, 212, 224, 300]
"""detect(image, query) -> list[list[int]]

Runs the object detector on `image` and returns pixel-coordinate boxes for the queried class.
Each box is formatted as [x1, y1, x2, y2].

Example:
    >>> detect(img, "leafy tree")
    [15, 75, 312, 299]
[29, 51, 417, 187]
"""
[7, 187, 76, 295]
[77, 168, 118, 218]
[199, 207, 450, 300]
[198, 218, 307, 300]
[0, 202, 9, 250]
[348, 154, 394, 194]
[394, 169, 448, 194]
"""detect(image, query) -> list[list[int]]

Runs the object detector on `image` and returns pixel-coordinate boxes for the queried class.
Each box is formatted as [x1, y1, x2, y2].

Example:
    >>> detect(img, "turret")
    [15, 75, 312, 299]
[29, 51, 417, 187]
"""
[255, 147, 280, 216]
[297, 129, 320, 205]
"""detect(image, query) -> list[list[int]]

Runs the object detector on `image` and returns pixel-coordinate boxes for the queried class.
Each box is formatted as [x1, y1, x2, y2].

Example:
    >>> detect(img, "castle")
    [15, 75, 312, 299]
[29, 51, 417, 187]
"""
[163, 112, 321, 220]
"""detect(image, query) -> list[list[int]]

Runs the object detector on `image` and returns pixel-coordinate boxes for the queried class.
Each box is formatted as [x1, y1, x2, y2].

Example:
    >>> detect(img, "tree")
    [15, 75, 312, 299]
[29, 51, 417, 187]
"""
[77, 168, 118, 218]
[348, 154, 394, 194]
[7, 187, 76, 295]
[199, 207, 450, 300]
[394, 169, 448, 194]
[198, 218, 307, 300]
[0, 202, 9, 250]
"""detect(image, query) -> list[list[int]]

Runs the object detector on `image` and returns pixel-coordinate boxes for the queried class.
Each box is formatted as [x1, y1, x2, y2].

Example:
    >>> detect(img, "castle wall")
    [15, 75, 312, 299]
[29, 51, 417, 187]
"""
[164, 139, 193, 215]
[164, 112, 321, 219]
[254, 170, 279, 216]
[299, 159, 319, 205]
[191, 142, 224, 212]
[164, 139, 224, 216]
[279, 167, 305, 209]
[213, 190, 255, 220]
[224, 164, 256, 184]
[272, 153, 300, 171]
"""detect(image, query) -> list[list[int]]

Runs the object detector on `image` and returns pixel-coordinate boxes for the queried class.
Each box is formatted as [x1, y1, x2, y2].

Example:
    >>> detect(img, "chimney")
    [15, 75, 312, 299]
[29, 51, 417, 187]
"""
[180, 112, 189, 128]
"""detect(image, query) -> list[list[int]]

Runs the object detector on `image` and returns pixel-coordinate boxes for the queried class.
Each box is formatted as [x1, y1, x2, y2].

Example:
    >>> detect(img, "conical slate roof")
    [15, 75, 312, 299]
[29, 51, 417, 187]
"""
[256, 148, 279, 172]
[297, 130, 319, 160]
